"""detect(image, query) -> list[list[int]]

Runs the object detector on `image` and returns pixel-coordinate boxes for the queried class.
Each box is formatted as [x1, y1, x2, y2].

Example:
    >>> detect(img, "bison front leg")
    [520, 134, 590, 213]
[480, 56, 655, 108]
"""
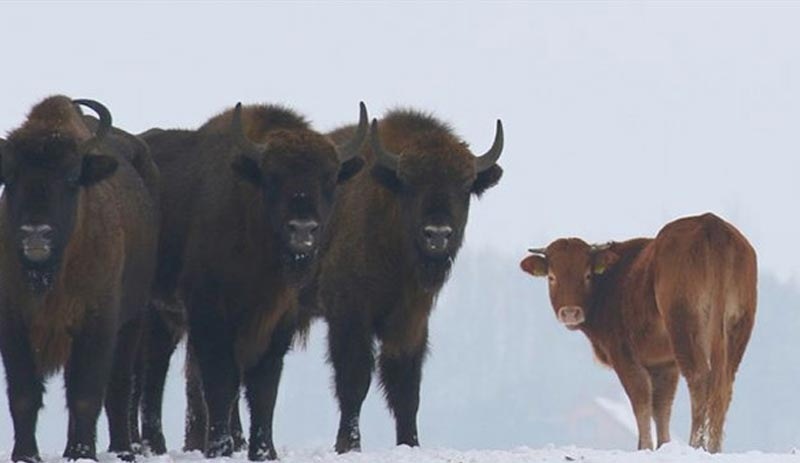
[378, 343, 426, 448]
[612, 354, 654, 450]
[0, 316, 45, 463]
[186, 290, 240, 459]
[243, 318, 295, 461]
[140, 305, 182, 455]
[105, 313, 145, 461]
[328, 315, 374, 454]
[64, 313, 116, 461]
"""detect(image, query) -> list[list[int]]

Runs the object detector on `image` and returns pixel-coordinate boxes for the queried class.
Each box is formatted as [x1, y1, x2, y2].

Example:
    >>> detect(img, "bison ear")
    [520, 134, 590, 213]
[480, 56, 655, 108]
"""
[593, 249, 620, 275]
[371, 164, 403, 193]
[472, 164, 503, 197]
[231, 155, 263, 186]
[520, 254, 548, 277]
[79, 155, 118, 186]
[337, 156, 364, 184]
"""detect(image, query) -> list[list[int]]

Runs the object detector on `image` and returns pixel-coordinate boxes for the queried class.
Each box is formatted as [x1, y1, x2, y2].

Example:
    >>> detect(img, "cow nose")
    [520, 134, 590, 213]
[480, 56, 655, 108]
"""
[423, 225, 453, 253]
[287, 219, 319, 254]
[557, 305, 585, 329]
[20, 224, 54, 262]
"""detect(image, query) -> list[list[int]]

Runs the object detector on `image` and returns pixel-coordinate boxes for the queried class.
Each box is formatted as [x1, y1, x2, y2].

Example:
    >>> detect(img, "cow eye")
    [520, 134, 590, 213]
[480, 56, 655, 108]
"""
[547, 274, 556, 283]
[584, 272, 592, 281]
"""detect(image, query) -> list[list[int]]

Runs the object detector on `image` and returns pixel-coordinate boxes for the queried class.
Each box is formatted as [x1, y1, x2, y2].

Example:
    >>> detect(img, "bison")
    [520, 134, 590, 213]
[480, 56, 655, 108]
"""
[136, 102, 368, 460]
[520, 212, 757, 453]
[309, 110, 504, 453]
[0, 96, 159, 462]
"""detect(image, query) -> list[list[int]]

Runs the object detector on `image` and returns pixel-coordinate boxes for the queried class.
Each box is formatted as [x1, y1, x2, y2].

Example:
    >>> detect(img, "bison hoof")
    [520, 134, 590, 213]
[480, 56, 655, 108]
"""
[206, 436, 234, 458]
[248, 442, 277, 461]
[233, 431, 248, 453]
[335, 437, 361, 454]
[64, 442, 96, 461]
[11, 453, 42, 463]
[142, 433, 167, 455]
[113, 450, 136, 462]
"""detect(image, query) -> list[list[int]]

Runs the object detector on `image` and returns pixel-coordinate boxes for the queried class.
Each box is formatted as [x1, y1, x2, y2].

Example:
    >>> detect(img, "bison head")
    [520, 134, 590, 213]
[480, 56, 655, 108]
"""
[229, 102, 368, 284]
[0, 98, 118, 293]
[369, 115, 503, 290]
[520, 239, 620, 330]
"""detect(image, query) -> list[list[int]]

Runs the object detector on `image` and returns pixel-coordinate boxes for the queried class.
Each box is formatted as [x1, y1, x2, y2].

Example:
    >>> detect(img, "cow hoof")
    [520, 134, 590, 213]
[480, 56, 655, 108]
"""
[64, 442, 96, 461]
[334, 437, 361, 454]
[205, 436, 234, 458]
[113, 450, 136, 462]
[248, 442, 277, 461]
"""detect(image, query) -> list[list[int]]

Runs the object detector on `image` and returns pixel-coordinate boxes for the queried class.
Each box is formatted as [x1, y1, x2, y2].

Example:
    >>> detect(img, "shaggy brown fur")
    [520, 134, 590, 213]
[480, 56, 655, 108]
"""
[137, 102, 366, 460]
[520, 213, 757, 453]
[313, 108, 503, 453]
[0, 95, 159, 462]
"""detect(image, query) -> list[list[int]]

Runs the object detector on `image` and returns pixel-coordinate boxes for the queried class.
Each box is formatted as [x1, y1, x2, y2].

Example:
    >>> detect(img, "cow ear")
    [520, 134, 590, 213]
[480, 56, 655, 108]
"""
[79, 154, 118, 186]
[472, 164, 503, 197]
[371, 164, 403, 193]
[337, 157, 364, 184]
[593, 249, 620, 275]
[520, 254, 548, 277]
[231, 154, 263, 186]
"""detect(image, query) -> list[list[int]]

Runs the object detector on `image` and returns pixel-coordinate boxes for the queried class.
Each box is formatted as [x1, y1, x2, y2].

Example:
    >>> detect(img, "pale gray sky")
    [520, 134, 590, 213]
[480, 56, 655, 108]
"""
[2, 2, 799, 279]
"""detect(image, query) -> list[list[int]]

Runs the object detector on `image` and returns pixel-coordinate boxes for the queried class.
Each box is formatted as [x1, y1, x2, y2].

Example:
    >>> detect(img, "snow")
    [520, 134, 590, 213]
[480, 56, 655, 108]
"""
[2, 444, 798, 463]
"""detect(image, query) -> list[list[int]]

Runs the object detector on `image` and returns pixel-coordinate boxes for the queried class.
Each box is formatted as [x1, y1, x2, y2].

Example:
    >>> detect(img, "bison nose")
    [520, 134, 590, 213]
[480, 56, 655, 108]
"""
[557, 306, 585, 329]
[287, 219, 319, 254]
[20, 224, 54, 262]
[423, 225, 453, 253]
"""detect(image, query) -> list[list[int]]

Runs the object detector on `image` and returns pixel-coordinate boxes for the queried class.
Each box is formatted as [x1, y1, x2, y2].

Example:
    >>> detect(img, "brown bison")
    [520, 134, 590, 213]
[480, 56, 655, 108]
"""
[520, 213, 757, 453]
[137, 102, 368, 460]
[310, 110, 504, 453]
[0, 96, 159, 462]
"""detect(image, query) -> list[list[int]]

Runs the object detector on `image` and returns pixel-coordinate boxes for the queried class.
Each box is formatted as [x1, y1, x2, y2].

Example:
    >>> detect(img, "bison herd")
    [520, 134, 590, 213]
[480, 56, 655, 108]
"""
[0, 96, 755, 462]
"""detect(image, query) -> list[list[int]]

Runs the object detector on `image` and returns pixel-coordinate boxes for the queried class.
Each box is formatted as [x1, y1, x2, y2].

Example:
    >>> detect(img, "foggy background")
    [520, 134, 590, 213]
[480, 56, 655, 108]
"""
[1, 1, 799, 455]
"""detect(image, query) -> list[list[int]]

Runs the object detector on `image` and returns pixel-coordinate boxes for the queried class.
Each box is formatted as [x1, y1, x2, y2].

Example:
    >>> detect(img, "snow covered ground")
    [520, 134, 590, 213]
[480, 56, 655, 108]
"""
[3, 444, 798, 463]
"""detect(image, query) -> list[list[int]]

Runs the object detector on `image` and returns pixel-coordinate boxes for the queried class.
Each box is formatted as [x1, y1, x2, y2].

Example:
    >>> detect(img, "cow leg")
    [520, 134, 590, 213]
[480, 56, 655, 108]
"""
[105, 314, 145, 461]
[129, 333, 143, 453]
[140, 306, 181, 455]
[183, 345, 207, 452]
[64, 313, 116, 461]
[186, 288, 240, 458]
[0, 317, 44, 463]
[328, 316, 374, 453]
[243, 317, 295, 461]
[613, 357, 654, 450]
[648, 363, 679, 448]
[378, 342, 426, 448]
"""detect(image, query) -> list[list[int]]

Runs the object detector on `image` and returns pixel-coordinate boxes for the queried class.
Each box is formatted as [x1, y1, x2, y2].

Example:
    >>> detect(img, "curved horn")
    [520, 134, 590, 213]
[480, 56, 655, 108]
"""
[231, 102, 267, 155]
[336, 102, 368, 163]
[370, 118, 400, 172]
[475, 119, 504, 173]
[73, 99, 112, 152]
[528, 247, 547, 256]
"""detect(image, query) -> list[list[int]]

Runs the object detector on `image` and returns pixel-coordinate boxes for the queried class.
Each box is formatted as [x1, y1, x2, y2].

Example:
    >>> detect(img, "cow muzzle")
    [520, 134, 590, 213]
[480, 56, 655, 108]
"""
[20, 224, 54, 263]
[557, 305, 585, 329]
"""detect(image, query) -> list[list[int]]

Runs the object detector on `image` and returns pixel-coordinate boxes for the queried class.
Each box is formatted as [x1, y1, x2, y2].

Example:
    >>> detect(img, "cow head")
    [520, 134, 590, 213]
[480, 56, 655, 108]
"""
[520, 239, 620, 330]
[230, 102, 368, 283]
[370, 115, 503, 290]
[0, 98, 118, 293]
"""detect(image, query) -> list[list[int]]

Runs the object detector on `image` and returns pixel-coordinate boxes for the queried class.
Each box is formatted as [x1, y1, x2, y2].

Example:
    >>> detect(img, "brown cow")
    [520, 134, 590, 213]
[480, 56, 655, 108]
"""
[0, 96, 159, 462]
[520, 213, 756, 453]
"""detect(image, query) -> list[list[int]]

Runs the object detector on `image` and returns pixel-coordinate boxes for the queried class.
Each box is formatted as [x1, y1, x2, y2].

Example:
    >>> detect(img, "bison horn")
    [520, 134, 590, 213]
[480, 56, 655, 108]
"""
[475, 119, 504, 173]
[528, 247, 547, 256]
[231, 102, 268, 156]
[370, 118, 400, 172]
[73, 99, 112, 152]
[336, 102, 368, 163]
